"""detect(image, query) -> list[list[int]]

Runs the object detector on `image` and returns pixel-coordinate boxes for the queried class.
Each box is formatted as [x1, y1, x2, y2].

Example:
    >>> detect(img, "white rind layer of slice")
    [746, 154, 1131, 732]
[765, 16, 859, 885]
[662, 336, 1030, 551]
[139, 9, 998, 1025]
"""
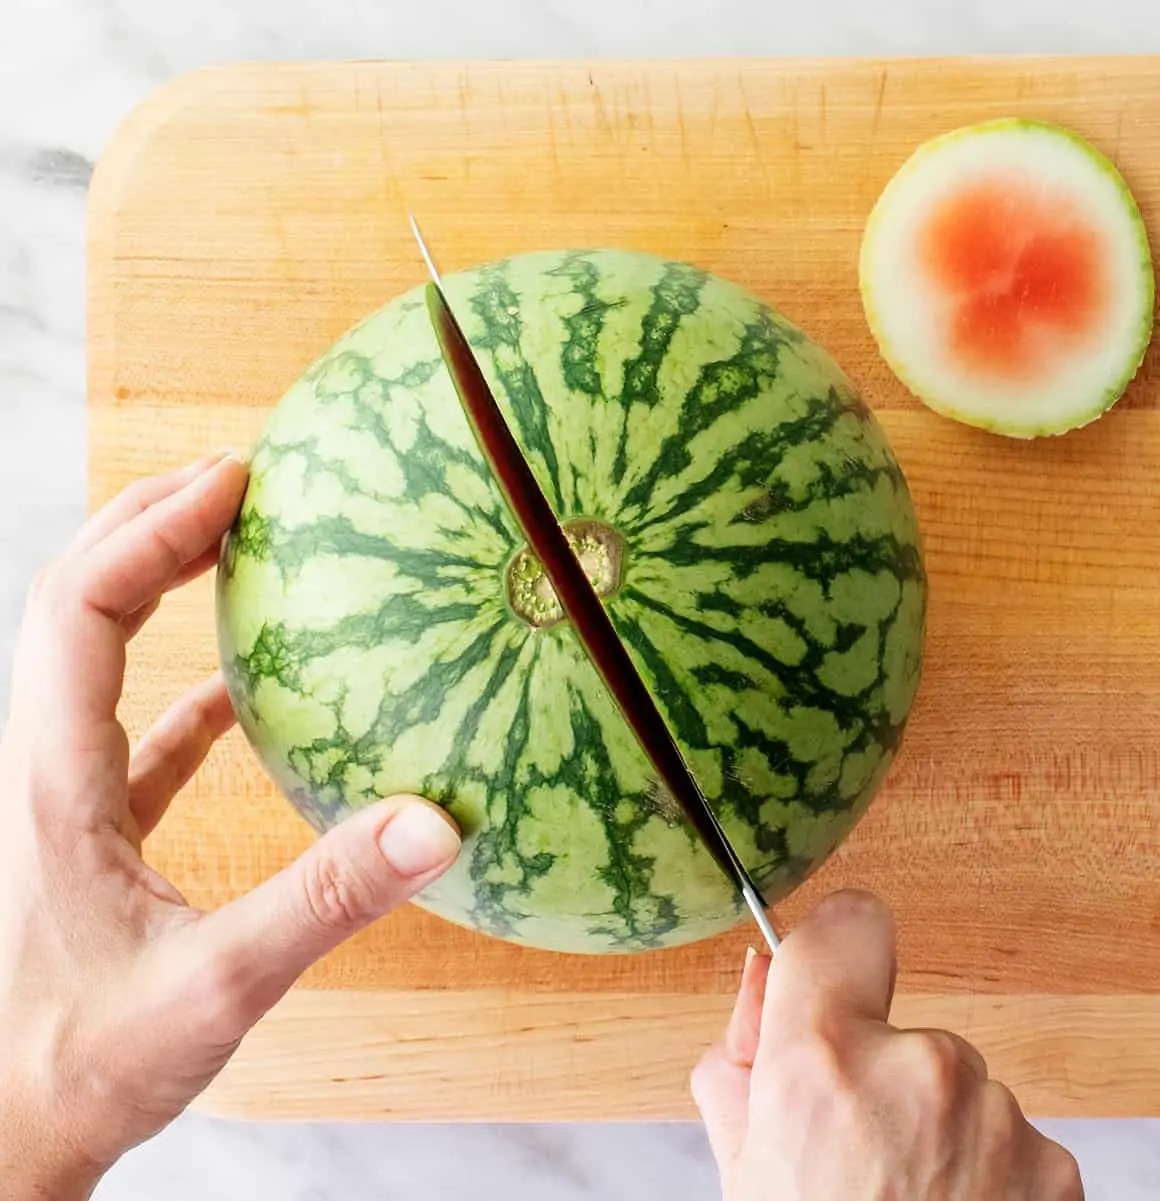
[860, 119, 1154, 438]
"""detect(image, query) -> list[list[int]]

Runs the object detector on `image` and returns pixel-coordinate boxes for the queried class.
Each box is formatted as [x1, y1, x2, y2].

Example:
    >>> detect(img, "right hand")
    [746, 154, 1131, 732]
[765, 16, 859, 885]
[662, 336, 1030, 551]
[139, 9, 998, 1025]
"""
[693, 891, 1083, 1200]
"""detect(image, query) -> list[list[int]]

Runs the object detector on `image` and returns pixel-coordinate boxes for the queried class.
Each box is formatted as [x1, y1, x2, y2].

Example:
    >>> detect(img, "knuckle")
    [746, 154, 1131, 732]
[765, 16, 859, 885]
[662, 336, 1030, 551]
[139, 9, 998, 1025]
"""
[35, 566, 85, 630]
[121, 476, 156, 515]
[144, 520, 184, 578]
[768, 1021, 850, 1105]
[907, 1031, 964, 1106]
[301, 847, 378, 931]
[1042, 1142, 1084, 1200]
[27, 561, 65, 614]
[978, 1081, 1026, 1156]
[804, 1005, 854, 1070]
[989, 1079, 1024, 1125]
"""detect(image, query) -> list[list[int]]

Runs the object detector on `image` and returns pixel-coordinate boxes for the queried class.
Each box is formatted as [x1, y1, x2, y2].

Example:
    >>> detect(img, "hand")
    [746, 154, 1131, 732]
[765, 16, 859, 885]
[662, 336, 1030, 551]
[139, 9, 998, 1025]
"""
[693, 891, 1083, 1200]
[0, 452, 461, 1200]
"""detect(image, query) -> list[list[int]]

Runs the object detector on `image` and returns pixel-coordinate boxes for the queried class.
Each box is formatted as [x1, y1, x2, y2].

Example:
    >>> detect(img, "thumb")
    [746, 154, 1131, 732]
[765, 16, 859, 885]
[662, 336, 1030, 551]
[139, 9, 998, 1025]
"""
[691, 948, 771, 1171]
[758, 889, 896, 1057]
[193, 795, 460, 1031]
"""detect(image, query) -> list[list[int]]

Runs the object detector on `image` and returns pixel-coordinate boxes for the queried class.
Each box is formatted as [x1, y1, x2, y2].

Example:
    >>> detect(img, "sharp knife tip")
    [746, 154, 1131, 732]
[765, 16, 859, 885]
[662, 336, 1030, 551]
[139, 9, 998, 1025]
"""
[407, 212, 443, 288]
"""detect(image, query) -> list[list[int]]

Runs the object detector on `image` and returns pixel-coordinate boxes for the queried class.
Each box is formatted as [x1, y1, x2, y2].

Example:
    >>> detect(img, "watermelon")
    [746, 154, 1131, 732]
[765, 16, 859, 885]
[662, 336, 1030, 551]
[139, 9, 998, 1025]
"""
[216, 249, 927, 954]
[860, 118, 1154, 438]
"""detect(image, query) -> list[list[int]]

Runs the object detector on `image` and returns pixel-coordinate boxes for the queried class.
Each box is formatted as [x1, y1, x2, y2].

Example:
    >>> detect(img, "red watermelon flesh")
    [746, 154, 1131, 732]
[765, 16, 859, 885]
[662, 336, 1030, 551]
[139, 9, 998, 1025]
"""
[921, 177, 1109, 381]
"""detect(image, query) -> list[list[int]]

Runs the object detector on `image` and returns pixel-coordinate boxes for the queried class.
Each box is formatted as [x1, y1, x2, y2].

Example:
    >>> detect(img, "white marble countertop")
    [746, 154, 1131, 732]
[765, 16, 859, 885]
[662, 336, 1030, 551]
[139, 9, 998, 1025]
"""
[3, 0, 1160, 1196]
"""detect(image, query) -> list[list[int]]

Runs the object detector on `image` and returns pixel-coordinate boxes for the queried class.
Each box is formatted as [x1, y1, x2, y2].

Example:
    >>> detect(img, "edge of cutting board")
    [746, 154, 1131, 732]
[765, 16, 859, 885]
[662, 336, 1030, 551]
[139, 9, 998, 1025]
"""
[195, 989, 1160, 1121]
[85, 52, 1160, 243]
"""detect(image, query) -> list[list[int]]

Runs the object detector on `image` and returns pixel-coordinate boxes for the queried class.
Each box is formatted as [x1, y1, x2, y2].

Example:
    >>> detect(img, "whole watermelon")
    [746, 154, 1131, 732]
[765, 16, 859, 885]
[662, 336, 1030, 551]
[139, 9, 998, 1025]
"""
[216, 248, 926, 954]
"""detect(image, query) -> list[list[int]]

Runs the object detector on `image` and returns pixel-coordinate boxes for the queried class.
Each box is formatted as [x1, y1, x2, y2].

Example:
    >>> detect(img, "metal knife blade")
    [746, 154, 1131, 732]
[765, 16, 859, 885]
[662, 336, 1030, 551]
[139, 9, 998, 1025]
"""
[409, 215, 779, 954]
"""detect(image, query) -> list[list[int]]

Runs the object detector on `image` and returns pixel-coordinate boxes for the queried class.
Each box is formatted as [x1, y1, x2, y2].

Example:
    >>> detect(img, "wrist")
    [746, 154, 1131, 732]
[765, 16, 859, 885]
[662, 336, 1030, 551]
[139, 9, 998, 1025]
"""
[3, 1158, 102, 1201]
[0, 1085, 106, 1201]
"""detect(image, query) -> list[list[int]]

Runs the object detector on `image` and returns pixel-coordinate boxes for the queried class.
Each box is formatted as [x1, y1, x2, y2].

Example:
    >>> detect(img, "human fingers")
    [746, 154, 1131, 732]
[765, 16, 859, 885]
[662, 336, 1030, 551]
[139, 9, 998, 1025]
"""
[892, 1027, 989, 1083]
[68, 452, 232, 557]
[127, 673, 237, 841]
[692, 948, 772, 1170]
[759, 890, 897, 1052]
[25, 455, 247, 736]
[73, 454, 247, 624]
[977, 1082, 1085, 1200]
[1029, 1136, 1085, 1200]
[119, 543, 233, 642]
[181, 797, 460, 1040]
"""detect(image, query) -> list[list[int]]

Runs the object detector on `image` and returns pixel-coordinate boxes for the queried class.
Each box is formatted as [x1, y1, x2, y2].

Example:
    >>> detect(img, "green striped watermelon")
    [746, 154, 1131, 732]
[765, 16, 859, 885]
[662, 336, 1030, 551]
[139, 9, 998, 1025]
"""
[216, 249, 927, 954]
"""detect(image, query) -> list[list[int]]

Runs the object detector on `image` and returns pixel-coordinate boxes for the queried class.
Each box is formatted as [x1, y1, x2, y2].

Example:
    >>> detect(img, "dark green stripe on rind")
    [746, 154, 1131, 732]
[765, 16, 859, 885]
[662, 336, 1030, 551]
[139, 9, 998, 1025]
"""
[468, 263, 567, 515]
[612, 262, 708, 487]
[550, 253, 615, 399]
[619, 308, 794, 521]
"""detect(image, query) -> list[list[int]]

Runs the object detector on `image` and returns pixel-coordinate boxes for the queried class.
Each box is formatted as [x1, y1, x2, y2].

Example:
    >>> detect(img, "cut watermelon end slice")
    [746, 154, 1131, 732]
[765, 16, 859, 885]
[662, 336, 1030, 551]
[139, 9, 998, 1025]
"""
[860, 118, 1155, 438]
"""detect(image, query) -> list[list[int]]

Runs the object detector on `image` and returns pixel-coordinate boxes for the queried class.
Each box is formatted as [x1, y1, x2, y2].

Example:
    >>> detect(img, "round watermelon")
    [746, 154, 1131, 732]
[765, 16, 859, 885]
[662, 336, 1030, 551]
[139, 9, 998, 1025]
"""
[860, 118, 1154, 438]
[215, 249, 927, 954]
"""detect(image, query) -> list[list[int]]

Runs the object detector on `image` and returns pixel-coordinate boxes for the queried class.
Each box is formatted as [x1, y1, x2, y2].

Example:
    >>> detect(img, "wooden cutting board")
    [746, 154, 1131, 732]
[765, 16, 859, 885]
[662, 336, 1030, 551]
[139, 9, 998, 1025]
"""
[87, 57, 1160, 1120]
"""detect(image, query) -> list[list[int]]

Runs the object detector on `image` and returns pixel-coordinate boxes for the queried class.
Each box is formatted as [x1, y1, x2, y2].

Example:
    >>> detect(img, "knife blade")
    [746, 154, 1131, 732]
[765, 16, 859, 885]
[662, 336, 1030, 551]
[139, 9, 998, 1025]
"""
[409, 215, 780, 955]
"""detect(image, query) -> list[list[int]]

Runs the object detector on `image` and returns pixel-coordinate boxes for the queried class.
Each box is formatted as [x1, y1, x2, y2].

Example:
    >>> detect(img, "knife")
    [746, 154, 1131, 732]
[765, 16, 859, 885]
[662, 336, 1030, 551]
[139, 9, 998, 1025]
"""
[409, 216, 780, 955]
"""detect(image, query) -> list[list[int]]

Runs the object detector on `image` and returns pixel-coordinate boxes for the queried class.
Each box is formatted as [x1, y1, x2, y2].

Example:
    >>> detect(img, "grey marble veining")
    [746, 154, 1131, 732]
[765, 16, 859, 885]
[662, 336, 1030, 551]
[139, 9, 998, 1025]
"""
[88, 1114, 1160, 1199]
[89, 1115, 1160, 1200]
[94, 1118, 722, 1200]
[4, 0, 1160, 1196]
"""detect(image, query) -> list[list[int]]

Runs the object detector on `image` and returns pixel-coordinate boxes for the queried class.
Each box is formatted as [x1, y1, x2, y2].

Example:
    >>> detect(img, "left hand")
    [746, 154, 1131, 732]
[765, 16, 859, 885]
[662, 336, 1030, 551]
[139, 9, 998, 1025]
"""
[0, 452, 461, 1200]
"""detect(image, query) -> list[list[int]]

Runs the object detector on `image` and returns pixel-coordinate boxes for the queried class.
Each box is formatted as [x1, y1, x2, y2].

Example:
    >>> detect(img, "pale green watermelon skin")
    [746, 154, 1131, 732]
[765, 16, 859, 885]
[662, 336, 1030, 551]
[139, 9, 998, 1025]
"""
[216, 249, 927, 954]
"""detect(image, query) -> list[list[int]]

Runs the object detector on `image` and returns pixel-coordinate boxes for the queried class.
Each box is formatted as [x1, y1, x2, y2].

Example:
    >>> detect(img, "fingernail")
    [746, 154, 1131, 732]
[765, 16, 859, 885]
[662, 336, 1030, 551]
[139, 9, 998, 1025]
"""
[218, 448, 248, 467]
[379, 804, 460, 877]
[192, 449, 243, 477]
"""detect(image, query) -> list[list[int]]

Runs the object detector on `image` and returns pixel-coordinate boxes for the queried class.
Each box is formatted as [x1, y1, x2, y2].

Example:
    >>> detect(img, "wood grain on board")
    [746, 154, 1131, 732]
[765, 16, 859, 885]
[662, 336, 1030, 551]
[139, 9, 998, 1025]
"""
[87, 58, 1160, 1118]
